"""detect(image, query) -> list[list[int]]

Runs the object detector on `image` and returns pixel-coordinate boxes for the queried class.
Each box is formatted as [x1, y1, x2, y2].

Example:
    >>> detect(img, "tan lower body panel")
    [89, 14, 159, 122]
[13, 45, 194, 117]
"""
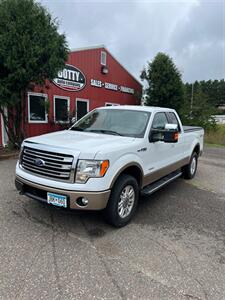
[142, 157, 190, 188]
[15, 176, 110, 210]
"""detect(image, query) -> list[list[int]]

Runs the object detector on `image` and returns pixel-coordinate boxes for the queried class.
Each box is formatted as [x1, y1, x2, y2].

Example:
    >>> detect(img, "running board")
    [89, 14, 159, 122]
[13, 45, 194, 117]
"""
[141, 170, 182, 196]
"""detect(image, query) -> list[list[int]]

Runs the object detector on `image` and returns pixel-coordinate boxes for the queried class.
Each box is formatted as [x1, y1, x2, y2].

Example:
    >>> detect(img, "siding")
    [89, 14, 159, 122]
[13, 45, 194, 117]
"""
[25, 46, 142, 138]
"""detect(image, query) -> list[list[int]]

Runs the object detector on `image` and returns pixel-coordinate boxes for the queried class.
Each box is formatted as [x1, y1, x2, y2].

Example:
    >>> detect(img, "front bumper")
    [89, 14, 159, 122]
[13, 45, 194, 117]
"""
[15, 176, 110, 210]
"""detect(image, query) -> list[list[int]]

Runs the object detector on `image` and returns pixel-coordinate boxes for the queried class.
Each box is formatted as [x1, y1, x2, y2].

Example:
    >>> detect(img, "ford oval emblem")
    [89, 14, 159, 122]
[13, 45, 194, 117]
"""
[34, 158, 45, 167]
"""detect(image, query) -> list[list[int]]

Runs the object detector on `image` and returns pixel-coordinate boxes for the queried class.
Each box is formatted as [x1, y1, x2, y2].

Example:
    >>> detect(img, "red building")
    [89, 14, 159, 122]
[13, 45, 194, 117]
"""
[0, 45, 142, 147]
[0, 115, 3, 148]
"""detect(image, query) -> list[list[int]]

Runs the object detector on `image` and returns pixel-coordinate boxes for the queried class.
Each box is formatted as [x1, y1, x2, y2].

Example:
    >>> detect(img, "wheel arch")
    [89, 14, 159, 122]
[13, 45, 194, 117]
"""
[192, 143, 200, 156]
[109, 163, 144, 189]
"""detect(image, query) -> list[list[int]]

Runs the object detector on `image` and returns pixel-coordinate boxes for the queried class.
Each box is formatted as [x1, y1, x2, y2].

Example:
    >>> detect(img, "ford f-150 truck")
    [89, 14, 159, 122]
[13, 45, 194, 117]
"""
[15, 106, 204, 227]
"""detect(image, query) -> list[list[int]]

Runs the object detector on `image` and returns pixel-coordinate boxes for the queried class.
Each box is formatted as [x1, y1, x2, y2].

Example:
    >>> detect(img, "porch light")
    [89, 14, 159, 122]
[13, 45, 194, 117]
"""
[101, 66, 109, 74]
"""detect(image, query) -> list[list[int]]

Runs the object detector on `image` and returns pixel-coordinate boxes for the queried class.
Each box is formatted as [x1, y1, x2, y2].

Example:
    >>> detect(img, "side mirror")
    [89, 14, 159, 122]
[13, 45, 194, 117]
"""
[165, 124, 178, 131]
[149, 124, 179, 143]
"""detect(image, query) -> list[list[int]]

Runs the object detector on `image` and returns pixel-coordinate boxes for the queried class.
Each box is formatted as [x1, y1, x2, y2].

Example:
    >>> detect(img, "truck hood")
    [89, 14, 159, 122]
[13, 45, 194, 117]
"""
[23, 130, 136, 157]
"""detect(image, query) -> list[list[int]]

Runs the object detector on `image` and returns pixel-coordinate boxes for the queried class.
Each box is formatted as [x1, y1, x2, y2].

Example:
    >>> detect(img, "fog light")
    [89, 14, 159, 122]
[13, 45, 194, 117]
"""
[82, 197, 89, 205]
[76, 197, 89, 207]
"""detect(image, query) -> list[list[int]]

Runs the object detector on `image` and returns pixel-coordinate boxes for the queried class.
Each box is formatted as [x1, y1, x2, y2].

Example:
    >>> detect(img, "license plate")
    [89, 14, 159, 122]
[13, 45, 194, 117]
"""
[47, 192, 67, 208]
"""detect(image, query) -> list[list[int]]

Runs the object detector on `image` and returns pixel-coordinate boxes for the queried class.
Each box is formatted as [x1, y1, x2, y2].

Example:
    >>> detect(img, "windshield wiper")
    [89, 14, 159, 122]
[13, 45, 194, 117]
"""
[87, 129, 123, 136]
[70, 127, 84, 131]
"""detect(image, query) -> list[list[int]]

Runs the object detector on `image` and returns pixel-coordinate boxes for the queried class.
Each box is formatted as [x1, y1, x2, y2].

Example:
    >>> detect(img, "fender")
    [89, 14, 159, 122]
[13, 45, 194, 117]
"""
[190, 141, 201, 158]
[109, 161, 144, 189]
[103, 153, 144, 189]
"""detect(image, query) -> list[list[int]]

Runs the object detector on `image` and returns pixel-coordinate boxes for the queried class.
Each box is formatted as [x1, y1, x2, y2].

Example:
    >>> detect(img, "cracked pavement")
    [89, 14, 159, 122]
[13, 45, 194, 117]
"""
[0, 146, 225, 299]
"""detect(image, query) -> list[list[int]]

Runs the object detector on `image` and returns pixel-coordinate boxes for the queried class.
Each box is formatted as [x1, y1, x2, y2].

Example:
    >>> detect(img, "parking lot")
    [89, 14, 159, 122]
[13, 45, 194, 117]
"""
[0, 146, 225, 300]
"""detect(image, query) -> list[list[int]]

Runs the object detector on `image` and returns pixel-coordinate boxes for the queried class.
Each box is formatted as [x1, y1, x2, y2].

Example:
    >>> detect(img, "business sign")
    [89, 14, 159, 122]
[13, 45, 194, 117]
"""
[105, 82, 118, 91]
[90, 79, 103, 88]
[90, 79, 134, 94]
[53, 64, 86, 91]
[120, 86, 134, 94]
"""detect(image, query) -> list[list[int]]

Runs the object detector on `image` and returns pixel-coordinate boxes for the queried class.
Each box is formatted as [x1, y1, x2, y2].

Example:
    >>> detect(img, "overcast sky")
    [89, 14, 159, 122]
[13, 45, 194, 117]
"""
[39, 0, 225, 83]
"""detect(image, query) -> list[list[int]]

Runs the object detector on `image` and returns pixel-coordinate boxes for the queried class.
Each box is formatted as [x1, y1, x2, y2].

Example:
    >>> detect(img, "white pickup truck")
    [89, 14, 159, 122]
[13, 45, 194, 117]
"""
[15, 106, 204, 227]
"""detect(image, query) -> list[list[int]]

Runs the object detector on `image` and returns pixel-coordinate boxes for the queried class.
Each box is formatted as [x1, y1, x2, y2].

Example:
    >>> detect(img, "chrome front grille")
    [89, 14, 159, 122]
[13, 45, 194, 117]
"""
[20, 146, 74, 182]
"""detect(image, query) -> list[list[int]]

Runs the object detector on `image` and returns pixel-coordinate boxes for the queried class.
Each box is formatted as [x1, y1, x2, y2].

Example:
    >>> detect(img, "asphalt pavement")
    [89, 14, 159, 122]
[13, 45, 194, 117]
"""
[0, 146, 225, 300]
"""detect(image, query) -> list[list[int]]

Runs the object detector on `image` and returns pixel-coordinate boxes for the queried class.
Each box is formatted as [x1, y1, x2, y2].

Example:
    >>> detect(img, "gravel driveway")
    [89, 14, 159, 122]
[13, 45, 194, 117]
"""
[0, 146, 225, 300]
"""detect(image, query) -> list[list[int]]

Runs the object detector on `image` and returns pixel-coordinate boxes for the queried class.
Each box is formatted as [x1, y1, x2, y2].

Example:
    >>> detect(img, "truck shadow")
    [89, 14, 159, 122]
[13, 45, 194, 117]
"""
[134, 179, 225, 239]
[16, 178, 225, 241]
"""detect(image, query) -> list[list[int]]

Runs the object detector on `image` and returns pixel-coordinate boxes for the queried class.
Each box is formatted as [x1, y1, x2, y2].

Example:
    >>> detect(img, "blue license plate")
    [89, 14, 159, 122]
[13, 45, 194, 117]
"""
[47, 192, 67, 208]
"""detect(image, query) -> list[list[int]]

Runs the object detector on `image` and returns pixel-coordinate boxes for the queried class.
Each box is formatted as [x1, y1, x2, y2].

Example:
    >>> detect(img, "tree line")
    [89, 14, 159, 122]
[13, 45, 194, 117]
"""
[141, 53, 224, 129]
[184, 80, 225, 109]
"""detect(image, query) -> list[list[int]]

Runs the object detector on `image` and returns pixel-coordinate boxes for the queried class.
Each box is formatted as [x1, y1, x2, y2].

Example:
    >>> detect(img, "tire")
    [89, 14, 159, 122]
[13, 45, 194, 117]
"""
[104, 174, 139, 227]
[182, 152, 198, 179]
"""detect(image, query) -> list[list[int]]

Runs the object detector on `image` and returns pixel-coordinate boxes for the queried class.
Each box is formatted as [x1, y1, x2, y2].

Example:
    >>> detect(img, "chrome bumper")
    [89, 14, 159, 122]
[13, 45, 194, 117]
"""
[15, 176, 110, 210]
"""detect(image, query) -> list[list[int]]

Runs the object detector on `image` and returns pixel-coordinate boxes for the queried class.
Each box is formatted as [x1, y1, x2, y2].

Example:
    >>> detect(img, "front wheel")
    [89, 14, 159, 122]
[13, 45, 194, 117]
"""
[104, 174, 139, 227]
[182, 152, 198, 179]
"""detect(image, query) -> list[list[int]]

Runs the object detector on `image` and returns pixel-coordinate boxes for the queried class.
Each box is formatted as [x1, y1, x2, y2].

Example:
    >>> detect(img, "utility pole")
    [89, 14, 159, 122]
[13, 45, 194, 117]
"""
[190, 83, 194, 117]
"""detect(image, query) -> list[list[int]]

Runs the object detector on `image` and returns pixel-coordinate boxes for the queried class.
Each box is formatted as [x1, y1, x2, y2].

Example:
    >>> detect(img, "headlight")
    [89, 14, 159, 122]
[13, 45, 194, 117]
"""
[75, 160, 109, 183]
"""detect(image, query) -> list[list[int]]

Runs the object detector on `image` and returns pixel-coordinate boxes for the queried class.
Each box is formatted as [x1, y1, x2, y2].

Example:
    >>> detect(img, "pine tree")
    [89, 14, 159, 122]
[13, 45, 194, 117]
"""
[141, 53, 184, 113]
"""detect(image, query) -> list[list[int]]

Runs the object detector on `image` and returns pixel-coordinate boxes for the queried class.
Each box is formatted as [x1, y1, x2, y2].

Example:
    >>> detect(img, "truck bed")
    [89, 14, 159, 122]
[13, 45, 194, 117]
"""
[183, 126, 203, 132]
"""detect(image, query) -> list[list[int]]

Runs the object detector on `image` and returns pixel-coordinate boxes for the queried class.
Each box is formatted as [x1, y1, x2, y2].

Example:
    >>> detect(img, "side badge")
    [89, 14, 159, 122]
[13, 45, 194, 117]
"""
[137, 148, 147, 153]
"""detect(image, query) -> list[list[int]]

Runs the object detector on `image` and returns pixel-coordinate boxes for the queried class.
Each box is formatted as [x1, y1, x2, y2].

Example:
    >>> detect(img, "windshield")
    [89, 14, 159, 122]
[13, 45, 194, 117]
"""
[70, 109, 151, 138]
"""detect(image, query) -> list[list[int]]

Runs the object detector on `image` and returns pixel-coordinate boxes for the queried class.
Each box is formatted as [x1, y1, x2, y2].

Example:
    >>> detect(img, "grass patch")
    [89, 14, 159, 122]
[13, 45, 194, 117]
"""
[204, 124, 225, 146]
[204, 142, 225, 148]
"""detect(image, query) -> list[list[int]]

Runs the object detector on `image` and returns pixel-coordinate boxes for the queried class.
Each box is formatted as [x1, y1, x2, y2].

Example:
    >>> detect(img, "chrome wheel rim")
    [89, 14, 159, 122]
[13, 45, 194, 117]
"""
[190, 156, 197, 175]
[118, 185, 135, 219]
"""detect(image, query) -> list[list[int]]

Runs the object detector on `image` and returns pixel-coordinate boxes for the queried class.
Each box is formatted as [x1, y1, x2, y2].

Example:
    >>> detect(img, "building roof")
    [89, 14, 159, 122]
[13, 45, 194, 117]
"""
[70, 45, 105, 52]
[70, 45, 142, 86]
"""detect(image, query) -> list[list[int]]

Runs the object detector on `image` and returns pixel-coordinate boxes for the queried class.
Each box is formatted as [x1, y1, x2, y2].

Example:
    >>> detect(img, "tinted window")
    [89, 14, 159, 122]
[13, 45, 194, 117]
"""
[167, 112, 181, 131]
[55, 98, 69, 122]
[29, 95, 46, 121]
[152, 112, 168, 130]
[77, 101, 88, 120]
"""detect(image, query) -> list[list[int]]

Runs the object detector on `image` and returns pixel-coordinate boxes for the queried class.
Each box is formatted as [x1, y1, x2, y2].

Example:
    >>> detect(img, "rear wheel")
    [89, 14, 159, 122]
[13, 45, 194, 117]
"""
[104, 174, 139, 227]
[182, 152, 198, 179]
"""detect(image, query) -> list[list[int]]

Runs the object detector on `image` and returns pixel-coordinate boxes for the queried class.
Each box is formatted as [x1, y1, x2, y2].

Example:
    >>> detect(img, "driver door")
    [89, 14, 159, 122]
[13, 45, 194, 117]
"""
[142, 112, 175, 185]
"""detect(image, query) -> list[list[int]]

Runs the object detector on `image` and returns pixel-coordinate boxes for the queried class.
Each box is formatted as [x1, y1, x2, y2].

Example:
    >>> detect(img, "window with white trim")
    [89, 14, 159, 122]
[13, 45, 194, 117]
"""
[28, 93, 47, 123]
[101, 51, 107, 66]
[54, 96, 70, 122]
[105, 102, 120, 106]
